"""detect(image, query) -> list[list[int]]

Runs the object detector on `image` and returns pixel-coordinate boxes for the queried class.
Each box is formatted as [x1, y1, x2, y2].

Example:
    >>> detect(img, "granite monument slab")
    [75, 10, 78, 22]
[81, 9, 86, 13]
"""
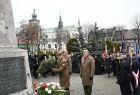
[0, 0, 34, 95]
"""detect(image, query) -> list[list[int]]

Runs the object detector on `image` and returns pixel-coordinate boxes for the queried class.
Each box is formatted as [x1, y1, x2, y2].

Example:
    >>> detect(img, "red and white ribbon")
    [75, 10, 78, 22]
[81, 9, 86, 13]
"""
[132, 70, 139, 88]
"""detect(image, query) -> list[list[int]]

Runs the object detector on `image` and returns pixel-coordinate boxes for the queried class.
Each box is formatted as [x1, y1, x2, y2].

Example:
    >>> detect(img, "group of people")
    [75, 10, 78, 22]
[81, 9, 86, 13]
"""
[96, 50, 140, 95]
[51, 49, 95, 95]
[28, 49, 95, 95]
[28, 48, 140, 95]
[113, 52, 140, 95]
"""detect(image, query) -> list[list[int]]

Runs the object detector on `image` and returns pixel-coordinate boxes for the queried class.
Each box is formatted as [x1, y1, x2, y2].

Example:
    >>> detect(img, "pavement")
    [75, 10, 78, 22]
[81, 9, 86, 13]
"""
[33, 73, 122, 95]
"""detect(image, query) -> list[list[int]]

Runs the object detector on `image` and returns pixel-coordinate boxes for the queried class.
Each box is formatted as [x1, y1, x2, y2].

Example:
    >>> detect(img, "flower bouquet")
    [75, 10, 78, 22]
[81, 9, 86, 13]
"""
[37, 56, 56, 74]
[34, 82, 68, 95]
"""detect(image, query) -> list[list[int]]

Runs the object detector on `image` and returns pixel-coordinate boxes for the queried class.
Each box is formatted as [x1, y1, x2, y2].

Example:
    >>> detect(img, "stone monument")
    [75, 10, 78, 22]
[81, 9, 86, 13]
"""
[0, 0, 34, 95]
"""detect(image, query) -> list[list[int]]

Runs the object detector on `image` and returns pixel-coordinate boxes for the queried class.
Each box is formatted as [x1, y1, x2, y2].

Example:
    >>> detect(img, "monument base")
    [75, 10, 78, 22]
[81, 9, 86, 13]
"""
[0, 48, 34, 95]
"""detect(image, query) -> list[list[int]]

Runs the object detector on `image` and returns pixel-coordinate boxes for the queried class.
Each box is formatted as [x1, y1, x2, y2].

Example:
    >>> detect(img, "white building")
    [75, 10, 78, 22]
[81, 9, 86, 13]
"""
[17, 10, 79, 52]
[40, 16, 78, 51]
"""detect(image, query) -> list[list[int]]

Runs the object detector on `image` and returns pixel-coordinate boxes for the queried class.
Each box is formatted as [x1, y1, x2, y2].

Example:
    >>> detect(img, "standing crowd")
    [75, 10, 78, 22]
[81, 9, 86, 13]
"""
[29, 49, 95, 95]
[113, 52, 140, 95]
[29, 48, 140, 95]
[100, 50, 140, 95]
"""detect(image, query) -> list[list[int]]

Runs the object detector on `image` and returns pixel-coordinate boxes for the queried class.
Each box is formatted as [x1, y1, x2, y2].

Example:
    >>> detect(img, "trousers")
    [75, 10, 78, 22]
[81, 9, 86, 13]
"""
[83, 86, 92, 95]
[64, 88, 70, 95]
[120, 81, 132, 95]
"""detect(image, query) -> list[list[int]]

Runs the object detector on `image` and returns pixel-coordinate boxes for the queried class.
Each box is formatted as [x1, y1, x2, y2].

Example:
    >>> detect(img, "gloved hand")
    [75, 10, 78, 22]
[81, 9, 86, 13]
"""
[80, 75, 82, 78]
[50, 68, 53, 72]
[90, 77, 93, 80]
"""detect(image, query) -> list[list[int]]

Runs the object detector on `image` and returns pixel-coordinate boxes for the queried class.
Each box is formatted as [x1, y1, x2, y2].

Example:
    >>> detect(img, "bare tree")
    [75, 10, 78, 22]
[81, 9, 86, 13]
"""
[17, 20, 40, 52]
[82, 23, 95, 33]
[82, 22, 98, 41]
[132, 15, 140, 46]
[82, 23, 95, 40]
[133, 15, 140, 29]
[40, 31, 48, 50]
[115, 25, 125, 31]
[54, 28, 70, 50]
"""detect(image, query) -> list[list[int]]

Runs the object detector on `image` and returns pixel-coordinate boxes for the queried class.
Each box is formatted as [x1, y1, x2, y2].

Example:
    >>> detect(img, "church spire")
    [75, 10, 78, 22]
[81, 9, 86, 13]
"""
[58, 15, 63, 29]
[78, 19, 80, 27]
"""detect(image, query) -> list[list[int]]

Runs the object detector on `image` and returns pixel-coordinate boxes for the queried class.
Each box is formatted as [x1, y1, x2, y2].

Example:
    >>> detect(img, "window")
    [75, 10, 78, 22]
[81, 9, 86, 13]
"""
[45, 35, 48, 39]
[109, 37, 112, 41]
[100, 38, 102, 41]
[48, 44, 51, 48]
[55, 44, 57, 48]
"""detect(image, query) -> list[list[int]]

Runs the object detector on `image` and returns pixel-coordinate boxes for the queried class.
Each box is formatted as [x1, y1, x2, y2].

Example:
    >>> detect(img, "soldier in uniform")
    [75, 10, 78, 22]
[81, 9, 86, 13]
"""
[52, 51, 70, 95]
[80, 50, 95, 95]
[62, 51, 72, 75]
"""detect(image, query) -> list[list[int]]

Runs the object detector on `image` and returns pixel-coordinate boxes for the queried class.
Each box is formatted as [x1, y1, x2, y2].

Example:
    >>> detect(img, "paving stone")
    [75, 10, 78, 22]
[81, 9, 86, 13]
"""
[33, 73, 121, 95]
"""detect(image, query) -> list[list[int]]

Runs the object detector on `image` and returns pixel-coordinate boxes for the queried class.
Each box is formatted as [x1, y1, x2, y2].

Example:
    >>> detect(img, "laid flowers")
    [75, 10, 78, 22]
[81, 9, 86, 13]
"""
[33, 82, 68, 95]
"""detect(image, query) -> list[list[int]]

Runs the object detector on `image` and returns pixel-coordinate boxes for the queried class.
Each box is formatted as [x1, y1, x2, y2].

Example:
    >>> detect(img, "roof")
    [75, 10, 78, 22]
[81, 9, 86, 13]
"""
[42, 28, 57, 33]
[125, 30, 137, 39]
[42, 26, 77, 33]
[63, 26, 77, 31]
[113, 30, 137, 41]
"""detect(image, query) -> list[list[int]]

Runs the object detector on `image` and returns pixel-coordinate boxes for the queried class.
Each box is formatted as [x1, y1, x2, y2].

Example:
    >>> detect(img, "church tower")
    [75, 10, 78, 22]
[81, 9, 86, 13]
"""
[29, 9, 40, 23]
[58, 15, 63, 29]
[32, 9, 37, 20]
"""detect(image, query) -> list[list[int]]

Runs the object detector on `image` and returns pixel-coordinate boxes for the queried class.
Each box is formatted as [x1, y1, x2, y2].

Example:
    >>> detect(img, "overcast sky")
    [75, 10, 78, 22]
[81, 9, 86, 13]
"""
[11, 0, 140, 29]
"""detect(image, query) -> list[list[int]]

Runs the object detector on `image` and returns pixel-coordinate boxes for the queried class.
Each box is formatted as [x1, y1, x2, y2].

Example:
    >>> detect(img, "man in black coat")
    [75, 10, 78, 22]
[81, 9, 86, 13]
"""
[105, 55, 112, 77]
[29, 54, 39, 79]
[137, 55, 140, 95]
[112, 57, 117, 76]
[130, 54, 139, 95]
[116, 54, 132, 95]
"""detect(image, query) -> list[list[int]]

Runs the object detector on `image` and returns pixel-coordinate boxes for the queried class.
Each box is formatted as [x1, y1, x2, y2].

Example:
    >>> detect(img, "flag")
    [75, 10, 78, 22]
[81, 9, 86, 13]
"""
[105, 43, 108, 55]
[102, 51, 107, 61]
[121, 32, 126, 53]
[128, 47, 132, 57]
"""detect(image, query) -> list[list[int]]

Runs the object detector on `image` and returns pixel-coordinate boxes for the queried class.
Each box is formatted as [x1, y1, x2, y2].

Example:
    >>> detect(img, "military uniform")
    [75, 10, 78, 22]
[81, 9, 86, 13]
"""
[52, 58, 70, 94]
[66, 55, 72, 74]
[80, 55, 95, 95]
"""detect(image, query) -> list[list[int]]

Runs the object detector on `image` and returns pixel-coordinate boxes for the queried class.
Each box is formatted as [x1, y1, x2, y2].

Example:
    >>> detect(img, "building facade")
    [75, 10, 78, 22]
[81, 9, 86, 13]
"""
[17, 10, 78, 52]
[40, 16, 78, 51]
